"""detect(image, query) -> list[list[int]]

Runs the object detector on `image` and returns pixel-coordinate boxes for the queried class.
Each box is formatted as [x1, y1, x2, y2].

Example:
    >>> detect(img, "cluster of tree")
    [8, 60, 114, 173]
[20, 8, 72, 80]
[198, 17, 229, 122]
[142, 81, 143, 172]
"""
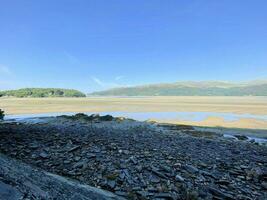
[0, 88, 86, 98]
[0, 109, 4, 120]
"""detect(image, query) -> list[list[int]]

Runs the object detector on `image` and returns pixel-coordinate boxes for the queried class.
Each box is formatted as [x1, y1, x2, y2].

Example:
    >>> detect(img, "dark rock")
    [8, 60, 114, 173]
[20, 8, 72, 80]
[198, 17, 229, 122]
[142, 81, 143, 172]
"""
[161, 165, 172, 173]
[73, 160, 87, 169]
[150, 175, 160, 183]
[99, 115, 114, 121]
[39, 152, 49, 159]
[147, 186, 158, 192]
[154, 192, 176, 200]
[175, 174, 185, 182]
[136, 190, 149, 198]
[87, 153, 96, 159]
[75, 113, 89, 119]
[135, 165, 142, 172]
[248, 167, 266, 180]
[208, 187, 235, 200]
[151, 167, 167, 179]
[200, 170, 216, 178]
[64, 160, 71, 164]
[106, 173, 119, 180]
[240, 165, 249, 169]
[89, 114, 100, 119]
[129, 156, 138, 165]
[262, 182, 267, 190]
[184, 164, 199, 174]
[29, 143, 39, 150]
[234, 135, 249, 141]
[107, 180, 116, 189]
[74, 156, 81, 161]
[118, 171, 125, 180]
[68, 145, 80, 152]
[215, 179, 231, 185]
[185, 189, 199, 200]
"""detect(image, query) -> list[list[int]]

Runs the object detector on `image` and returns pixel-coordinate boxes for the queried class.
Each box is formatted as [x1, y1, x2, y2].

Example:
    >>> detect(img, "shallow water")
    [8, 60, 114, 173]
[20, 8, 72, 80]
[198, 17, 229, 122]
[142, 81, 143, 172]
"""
[5, 111, 267, 122]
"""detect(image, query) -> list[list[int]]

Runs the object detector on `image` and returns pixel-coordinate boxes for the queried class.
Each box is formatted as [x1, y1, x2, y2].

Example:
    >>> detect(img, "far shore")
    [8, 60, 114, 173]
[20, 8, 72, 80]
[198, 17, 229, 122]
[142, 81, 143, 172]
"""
[1, 96, 267, 129]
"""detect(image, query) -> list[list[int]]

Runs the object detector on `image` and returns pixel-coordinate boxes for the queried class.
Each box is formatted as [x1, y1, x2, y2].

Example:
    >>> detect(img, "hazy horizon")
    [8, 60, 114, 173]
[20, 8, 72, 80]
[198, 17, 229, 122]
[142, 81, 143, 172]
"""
[1, 79, 267, 94]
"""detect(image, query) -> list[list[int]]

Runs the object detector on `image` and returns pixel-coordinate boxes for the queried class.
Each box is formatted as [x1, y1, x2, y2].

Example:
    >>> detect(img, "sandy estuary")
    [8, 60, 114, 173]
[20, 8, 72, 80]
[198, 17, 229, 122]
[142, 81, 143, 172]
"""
[1, 96, 267, 130]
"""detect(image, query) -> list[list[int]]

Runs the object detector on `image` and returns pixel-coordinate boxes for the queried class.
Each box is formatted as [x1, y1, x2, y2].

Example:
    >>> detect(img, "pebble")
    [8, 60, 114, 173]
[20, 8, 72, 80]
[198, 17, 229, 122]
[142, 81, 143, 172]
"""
[107, 180, 116, 189]
[175, 174, 185, 182]
[208, 187, 235, 200]
[262, 182, 267, 190]
[39, 152, 49, 159]
[67, 145, 80, 152]
[73, 160, 86, 169]
[184, 164, 199, 174]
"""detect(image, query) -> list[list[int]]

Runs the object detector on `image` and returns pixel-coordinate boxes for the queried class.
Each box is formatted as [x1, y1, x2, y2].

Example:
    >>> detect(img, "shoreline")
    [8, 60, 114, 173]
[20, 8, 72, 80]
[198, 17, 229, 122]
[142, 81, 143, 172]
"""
[4, 111, 267, 130]
[3, 114, 267, 141]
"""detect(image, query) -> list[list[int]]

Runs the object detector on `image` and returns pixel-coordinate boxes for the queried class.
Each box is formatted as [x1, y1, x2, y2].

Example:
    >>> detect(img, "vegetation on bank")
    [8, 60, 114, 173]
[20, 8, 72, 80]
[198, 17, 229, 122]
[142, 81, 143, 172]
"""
[0, 88, 86, 98]
[0, 109, 4, 120]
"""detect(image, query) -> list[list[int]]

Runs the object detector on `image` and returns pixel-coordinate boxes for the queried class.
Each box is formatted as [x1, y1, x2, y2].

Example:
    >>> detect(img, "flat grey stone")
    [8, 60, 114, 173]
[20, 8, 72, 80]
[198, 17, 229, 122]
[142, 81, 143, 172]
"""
[0, 154, 124, 200]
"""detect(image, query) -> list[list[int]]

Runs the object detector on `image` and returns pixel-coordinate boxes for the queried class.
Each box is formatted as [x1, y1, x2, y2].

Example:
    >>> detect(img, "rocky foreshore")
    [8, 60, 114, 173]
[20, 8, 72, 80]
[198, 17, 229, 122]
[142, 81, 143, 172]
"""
[0, 114, 267, 199]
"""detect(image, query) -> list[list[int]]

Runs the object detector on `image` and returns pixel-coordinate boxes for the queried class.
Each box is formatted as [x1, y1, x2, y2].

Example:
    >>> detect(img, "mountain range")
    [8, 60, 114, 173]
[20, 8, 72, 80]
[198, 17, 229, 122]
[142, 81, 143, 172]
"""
[90, 80, 267, 96]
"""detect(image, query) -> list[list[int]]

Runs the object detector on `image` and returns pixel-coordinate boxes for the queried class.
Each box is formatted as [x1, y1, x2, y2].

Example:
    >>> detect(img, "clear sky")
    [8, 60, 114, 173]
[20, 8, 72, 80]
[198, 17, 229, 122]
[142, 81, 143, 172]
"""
[0, 0, 267, 92]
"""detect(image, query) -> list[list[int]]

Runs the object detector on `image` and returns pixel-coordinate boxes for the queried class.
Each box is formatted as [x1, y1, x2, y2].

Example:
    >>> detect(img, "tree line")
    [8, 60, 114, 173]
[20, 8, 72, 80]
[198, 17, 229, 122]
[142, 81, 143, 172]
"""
[0, 88, 86, 98]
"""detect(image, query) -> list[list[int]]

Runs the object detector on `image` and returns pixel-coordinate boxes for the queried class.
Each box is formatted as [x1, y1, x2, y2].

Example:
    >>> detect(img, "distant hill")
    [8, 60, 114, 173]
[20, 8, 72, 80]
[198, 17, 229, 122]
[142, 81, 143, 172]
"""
[90, 81, 267, 96]
[0, 88, 86, 98]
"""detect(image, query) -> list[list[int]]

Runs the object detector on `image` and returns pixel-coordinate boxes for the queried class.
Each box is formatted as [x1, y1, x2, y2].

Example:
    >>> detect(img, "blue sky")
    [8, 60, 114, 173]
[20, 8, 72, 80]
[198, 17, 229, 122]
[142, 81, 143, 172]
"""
[0, 0, 267, 92]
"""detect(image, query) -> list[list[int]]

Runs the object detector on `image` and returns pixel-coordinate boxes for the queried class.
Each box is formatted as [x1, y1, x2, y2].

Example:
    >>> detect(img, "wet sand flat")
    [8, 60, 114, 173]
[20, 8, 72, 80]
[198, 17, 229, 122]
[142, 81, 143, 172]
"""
[1, 96, 267, 129]
[154, 117, 267, 130]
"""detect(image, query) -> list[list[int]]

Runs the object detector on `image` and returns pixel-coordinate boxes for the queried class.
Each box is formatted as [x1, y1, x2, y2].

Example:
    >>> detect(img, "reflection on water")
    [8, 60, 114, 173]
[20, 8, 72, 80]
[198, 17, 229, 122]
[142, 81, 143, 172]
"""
[5, 111, 267, 122]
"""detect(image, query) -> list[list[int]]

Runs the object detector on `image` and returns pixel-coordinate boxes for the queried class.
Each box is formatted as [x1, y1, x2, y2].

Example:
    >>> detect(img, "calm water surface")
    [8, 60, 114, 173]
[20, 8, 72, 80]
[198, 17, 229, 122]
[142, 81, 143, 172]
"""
[5, 111, 267, 122]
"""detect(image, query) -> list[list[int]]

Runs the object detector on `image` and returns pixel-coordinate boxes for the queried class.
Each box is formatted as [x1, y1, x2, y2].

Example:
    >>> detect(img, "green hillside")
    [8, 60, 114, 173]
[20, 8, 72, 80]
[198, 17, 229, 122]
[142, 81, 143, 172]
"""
[90, 81, 267, 96]
[0, 88, 86, 98]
